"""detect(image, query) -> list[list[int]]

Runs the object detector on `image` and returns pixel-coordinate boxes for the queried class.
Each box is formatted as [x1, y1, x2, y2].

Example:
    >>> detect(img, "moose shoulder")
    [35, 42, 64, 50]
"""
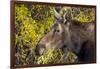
[35, 8, 95, 63]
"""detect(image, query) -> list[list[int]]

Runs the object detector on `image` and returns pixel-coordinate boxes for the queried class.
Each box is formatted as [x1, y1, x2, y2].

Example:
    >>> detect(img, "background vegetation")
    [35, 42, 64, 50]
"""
[15, 3, 95, 65]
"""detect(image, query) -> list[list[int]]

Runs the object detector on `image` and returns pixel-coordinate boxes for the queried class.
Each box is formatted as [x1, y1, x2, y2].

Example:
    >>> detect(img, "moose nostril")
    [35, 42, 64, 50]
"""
[35, 43, 45, 56]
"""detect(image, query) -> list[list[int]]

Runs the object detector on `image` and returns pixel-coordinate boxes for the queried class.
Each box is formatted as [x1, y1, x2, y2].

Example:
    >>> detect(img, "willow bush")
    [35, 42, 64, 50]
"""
[15, 4, 95, 65]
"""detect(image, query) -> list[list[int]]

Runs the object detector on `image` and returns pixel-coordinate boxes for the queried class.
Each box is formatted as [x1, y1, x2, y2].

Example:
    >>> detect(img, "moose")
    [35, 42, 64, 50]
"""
[35, 8, 95, 63]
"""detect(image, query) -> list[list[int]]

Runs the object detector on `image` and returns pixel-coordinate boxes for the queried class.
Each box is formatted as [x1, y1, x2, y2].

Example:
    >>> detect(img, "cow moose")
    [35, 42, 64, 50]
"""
[35, 8, 96, 63]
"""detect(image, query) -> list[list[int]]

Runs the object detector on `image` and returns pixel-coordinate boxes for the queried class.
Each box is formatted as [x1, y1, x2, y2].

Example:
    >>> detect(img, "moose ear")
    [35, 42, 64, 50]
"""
[64, 9, 72, 22]
[53, 8, 62, 20]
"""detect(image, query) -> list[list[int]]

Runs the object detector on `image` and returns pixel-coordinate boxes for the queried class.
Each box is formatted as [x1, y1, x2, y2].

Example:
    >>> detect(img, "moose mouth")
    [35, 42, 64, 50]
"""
[36, 42, 72, 55]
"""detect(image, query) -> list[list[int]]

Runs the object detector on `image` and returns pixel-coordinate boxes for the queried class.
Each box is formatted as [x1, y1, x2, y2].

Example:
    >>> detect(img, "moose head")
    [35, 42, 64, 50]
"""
[35, 7, 95, 62]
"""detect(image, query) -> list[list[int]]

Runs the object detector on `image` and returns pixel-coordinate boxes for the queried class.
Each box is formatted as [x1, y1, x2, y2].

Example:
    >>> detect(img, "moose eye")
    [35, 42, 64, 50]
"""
[56, 29, 60, 32]
[64, 22, 67, 24]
